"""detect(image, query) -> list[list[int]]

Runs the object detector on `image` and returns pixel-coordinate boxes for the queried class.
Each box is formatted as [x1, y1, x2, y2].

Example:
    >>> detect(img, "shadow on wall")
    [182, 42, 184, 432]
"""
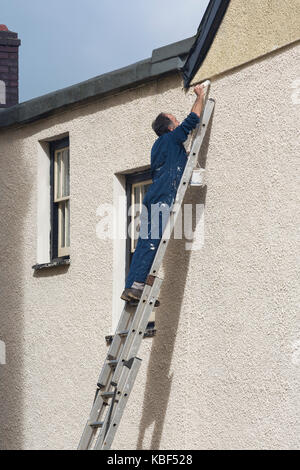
[0, 135, 30, 449]
[137, 117, 213, 450]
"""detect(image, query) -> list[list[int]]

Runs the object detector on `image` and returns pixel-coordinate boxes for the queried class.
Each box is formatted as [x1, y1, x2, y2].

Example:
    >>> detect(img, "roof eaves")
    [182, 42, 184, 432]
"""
[0, 36, 195, 129]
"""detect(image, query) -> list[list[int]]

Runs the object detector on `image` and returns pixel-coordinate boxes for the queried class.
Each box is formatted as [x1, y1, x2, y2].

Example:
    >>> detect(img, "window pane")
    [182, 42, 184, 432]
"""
[61, 150, 65, 197]
[66, 149, 70, 196]
[62, 149, 70, 197]
[56, 152, 61, 199]
[134, 186, 141, 221]
[133, 185, 140, 208]
[141, 183, 151, 201]
[60, 202, 65, 248]
[131, 181, 152, 252]
[65, 199, 70, 247]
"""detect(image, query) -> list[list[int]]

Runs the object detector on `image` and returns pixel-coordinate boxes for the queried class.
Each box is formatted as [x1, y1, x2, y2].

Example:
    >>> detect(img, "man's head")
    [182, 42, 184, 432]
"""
[152, 113, 180, 137]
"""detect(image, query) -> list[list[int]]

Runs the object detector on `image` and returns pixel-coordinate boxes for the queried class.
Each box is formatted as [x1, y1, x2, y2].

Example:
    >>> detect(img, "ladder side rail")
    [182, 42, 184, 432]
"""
[79, 305, 136, 448]
[78, 391, 106, 449]
[91, 385, 119, 450]
[110, 277, 163, 385]
[95, 358, 142, 450]
[93, 355, 136, 450]
[95, 278, 163, 449]
[126, 280, 165, 360]
[106, 303, 137, 361]
[97, 304, 135, 389]
[93, 357, 136, 449]
[91, 280, 161, 443]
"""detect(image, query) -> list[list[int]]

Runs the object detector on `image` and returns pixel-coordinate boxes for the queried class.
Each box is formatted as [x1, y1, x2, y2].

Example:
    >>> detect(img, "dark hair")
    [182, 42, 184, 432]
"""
[152, 113, 172, 136]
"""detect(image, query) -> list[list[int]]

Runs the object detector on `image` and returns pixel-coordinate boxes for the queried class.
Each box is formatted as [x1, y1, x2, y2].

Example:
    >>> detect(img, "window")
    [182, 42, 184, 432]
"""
[50, 138, 70, 260]
[126, 170, 152, 272]
[0, 80, 6, 105]
[130, 179, 152, 253]
[126, 170, 155, 328]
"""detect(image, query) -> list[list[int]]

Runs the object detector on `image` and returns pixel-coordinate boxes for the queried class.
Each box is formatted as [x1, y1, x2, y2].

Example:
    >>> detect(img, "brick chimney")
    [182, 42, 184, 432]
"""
[0, 25, 21, 108]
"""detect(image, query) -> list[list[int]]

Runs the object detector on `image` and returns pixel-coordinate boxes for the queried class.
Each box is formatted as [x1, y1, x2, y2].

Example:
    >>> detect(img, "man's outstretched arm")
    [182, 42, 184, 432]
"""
[191, 84, 205, 117]
[170, 84, 205, 143]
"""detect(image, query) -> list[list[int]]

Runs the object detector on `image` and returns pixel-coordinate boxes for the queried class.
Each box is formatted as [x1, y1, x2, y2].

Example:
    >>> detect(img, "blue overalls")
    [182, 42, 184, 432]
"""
[125, 112, 200, 288]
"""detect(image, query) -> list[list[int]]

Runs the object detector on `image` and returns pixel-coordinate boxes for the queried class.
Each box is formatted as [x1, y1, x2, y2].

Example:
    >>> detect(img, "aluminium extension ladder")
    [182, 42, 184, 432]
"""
[78, 83, 214, 450]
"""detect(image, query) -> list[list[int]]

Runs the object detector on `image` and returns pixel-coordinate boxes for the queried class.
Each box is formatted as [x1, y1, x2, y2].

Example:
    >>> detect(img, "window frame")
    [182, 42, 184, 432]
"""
[125, 169, 152, 277]
[49, 137, 70, 262]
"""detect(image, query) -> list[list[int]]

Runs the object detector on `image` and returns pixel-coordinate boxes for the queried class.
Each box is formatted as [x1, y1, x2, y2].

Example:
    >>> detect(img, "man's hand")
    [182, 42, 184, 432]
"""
[194, 84, 205, 100]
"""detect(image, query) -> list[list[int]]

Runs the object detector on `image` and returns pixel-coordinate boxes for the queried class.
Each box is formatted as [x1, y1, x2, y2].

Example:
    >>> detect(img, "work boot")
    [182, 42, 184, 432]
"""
[122, 287, 143, 301]
[120, 289, 134, 302]
[120, 288, 160, 307]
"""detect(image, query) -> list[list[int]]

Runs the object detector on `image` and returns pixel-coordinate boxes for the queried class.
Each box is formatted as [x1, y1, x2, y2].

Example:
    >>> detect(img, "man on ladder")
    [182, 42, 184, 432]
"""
[78, 82, 213, 450]
[121, 84, 205, 304]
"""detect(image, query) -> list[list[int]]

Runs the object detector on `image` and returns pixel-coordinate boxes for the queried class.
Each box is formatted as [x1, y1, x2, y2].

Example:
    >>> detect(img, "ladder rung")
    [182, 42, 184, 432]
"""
[89, 421, 104, 428]
[107, 359, 118, 367]
[117, 330, 129, 337]
[107, 354, 116, 361]
[101, 391, 115, 399]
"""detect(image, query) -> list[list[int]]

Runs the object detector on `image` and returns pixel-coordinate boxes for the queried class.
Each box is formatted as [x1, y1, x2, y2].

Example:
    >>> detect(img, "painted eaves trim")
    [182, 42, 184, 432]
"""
[182, 0, 231, 87]
[191, 0, 300, 85]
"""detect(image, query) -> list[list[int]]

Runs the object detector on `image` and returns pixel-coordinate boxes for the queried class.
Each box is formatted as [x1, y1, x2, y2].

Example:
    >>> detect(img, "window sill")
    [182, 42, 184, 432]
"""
[32, 258, 70, 271]
[105, 324, 156, 346]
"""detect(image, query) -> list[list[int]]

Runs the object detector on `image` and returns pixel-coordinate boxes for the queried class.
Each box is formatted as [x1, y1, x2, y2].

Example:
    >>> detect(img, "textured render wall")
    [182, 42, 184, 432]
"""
[0, 43, 299, 449]
[192, 0, 300, 84]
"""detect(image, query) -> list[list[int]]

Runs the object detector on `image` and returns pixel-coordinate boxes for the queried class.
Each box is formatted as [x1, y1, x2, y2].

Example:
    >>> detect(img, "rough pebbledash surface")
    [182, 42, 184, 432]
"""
[0, 25, 21, 108]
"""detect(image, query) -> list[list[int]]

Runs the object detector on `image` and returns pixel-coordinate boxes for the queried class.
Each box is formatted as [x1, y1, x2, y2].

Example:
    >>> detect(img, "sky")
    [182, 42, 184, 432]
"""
[1, 0, 210, 103]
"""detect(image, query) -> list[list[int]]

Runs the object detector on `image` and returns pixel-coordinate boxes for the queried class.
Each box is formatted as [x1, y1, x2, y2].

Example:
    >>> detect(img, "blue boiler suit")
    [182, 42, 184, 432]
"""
[125, 112, 200, 289]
